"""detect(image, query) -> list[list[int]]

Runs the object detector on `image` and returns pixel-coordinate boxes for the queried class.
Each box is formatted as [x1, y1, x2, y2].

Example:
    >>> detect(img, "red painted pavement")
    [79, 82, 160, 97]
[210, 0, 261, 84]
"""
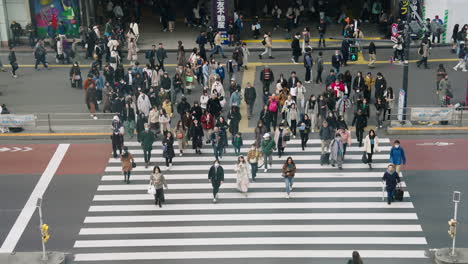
[0, 144, 58, 174]
[56, 143, 111, 175]
[398, 139, 468, 171]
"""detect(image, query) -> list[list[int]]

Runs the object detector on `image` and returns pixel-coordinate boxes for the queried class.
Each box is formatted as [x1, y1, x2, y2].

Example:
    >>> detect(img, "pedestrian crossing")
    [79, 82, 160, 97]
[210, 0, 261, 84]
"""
[73, 137, 428, 264]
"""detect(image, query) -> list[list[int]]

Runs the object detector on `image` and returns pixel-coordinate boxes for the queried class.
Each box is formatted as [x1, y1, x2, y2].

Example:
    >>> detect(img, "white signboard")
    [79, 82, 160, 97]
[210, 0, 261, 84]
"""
[397, 89, 405, 121]
[0, 114, 36, 127]
[410, 107, 453, 122]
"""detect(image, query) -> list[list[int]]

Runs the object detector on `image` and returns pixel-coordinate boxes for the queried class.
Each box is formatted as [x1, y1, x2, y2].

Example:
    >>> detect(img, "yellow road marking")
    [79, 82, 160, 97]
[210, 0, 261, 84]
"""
[239, 66, 256, 133]
[356, 51, 367, 64]
[388, 126, 468, 130]
[244, 37, 382, 43]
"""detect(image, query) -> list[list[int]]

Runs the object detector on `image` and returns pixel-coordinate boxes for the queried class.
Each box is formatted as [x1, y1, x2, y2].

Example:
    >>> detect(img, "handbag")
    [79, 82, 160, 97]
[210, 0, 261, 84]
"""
[361, 152, 369, 164]
[74, 74, 81, 80]
[132, 161, 137, 168]
[176, 132, 183, 139]
[147, 184, 156, 195]
[185, 75, 193, 82]
[283, 134, 291, 142]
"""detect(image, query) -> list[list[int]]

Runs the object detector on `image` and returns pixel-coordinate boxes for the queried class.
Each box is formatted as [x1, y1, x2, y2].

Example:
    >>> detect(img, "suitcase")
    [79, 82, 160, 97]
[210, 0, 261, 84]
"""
[394, 188, 404, 201]
[320, 153, 330, 165]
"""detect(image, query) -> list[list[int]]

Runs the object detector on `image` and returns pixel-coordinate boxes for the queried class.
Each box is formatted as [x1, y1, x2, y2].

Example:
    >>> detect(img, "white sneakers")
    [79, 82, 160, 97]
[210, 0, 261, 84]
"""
[264, 168, 268, 172]
[213, 198, 217, 203]
[286, 194, 290, 199]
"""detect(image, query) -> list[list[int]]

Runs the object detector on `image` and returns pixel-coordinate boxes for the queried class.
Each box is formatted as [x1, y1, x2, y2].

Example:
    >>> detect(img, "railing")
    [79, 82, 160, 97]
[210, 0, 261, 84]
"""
[1, 113, 117, 134]
[388, 106, 468, 127]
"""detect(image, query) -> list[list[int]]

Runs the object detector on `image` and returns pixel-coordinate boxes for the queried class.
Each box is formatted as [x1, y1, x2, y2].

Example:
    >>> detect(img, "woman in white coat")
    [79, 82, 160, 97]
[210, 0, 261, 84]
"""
[235, 155, 250, 196]
[363, 129, 380, 169]
[241, 42, 250, 70]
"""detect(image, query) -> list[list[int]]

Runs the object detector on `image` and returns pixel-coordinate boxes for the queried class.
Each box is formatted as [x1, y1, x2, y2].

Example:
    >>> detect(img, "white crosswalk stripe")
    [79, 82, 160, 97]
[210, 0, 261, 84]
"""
[73, 138, 427, 263]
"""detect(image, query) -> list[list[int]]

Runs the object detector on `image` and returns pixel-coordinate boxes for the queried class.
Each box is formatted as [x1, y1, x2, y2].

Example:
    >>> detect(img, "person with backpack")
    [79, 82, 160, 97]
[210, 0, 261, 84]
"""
[208, 159, 224, 203]
[150, 166, 168, 208]
[382, 164, 401, 205]
[33, 40, 48, 70]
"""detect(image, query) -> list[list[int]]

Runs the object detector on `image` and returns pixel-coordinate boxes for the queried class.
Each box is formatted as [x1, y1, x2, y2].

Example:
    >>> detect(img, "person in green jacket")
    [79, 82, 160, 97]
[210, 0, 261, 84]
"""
[261, 132, 276, 172]
[140, 123, 155, 168]
[232, 132, 243, 155]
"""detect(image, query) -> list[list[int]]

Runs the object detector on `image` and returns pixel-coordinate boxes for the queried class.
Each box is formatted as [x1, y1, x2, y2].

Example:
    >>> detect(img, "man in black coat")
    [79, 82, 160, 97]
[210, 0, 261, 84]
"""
[244, 82, 257, 119]
[374, 72, 387, 101]
[291, 33, 301, 64]
[340, 39, 350, 66]
[352, 109, 367, 147]
[382, 164, 401, 205]
[207, 93, 222, 118]
[208, 160, 224, 203]
[331, 50, 343, 74]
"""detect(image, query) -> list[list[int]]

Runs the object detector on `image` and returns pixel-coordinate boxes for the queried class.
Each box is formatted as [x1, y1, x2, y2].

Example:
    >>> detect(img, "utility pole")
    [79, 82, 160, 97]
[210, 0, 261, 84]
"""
[401, 0, 413, 121]
[448, 191, 461, 256]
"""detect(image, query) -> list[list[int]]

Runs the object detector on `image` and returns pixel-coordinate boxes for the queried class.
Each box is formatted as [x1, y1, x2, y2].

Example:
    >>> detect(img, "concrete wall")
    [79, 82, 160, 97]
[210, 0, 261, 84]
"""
[0, 0, 31, 46]
[424, 0, 466, 43]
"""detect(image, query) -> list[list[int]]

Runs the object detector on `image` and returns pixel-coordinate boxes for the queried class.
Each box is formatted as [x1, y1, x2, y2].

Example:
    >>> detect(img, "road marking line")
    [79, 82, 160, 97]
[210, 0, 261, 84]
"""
[73, 250, 427, 261]
[74, 237, 427, 248]
[108, 154, 388, 163]
[0, 144, 70, 253]
[78, 224, 423, 235]
[123, 138, 391, 146]
[92, 191, 411, 201]
[83, 213, 419, 223]
[88, 202, 414, 212]
[0, 132, 110, 137]
[100, 171, 393, 181]
[239, 66, 256, 133]
[96, 181, 406, 191]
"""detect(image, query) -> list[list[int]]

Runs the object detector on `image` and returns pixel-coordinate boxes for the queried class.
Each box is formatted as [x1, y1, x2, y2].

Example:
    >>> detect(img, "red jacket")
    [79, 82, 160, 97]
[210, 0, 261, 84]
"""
[330, 81, 345, 97]
[201, 113, 215, 129]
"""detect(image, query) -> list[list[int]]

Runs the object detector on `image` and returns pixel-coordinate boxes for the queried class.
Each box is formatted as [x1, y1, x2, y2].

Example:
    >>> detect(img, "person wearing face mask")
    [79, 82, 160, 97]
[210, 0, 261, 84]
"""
[382, 164, 401, 205]
[137, 90, 151, 117]
[329, 133, 344, 170]
[140, 123, 155, 168]
[208, 159, 224, 203]
[389, 140, 406, 175]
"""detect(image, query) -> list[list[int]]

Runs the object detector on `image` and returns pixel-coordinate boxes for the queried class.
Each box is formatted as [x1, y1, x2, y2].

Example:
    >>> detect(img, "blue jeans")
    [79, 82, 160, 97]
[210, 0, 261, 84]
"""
[285, 177, 294, 194]
[250, 163, 258, 179]
[213, 145, 223, 160]
[386, 187, 395, 202]
[210, 45, 225, 57]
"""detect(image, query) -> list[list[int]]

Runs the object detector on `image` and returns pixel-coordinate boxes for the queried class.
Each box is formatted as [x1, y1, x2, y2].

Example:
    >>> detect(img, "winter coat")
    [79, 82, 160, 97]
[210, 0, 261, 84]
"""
[282, 163, 296, 178]
[189, 124, 204, 148]
[319, 126, 333, 140]
[254, 126, 267, 147]
[261, 138, 276, 156]
[329, 138, 344, 161]
[389, 146, 406, 165]
[140, 130, 155, 150]
[291, 38, 301, 56]
[120, 153, 134, 172]
[274, 127, 290, 148]
[382, 170, 401, 190]
[201, 113, 215, 129]
[127, 41, 138, 61]
[151, 172, 168, 190]
[363, 135, 380, 154]
[208, 165, 225, 183]
[235, 162, 250, 192]
[162, 137, 175, 159]
[137, 94, 151, 116]
[244, 86, 256, 105]
[352, 114, 367, 129]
